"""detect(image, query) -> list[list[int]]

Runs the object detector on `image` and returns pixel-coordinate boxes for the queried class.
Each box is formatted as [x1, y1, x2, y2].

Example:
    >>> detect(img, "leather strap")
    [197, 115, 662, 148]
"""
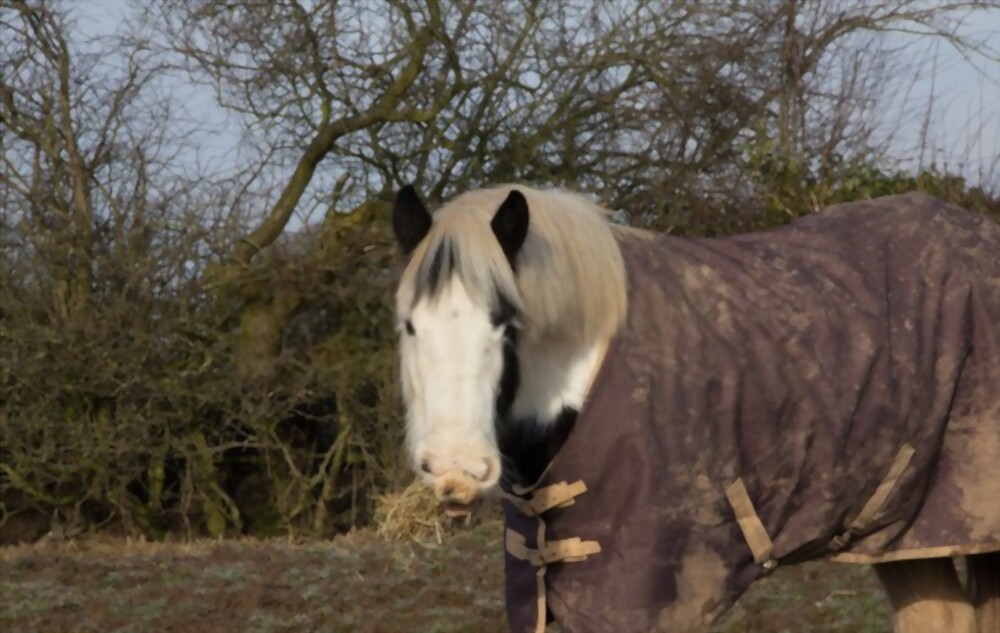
[503, 480, 601, 633]
[725, 477, 778, 571]
[505, 528, 603, 567]
[503, 480, 589, 516]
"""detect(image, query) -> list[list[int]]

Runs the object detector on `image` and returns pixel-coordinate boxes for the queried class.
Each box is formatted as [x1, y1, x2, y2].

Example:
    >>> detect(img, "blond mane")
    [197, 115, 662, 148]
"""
[396, 184, 627, 346]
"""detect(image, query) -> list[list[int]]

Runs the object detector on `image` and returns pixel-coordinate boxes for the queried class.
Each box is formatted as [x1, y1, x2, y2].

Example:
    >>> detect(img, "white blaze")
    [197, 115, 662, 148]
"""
[399, 276, 505, 493]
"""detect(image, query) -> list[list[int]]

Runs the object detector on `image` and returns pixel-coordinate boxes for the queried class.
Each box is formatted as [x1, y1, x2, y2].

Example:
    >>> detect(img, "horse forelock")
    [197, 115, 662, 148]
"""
[397, 202, 522, 320]
[395, 184, 628, 345]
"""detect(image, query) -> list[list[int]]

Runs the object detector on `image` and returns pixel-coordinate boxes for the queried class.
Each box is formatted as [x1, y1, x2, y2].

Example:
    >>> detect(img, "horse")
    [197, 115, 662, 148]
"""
[390, 183, 1000, 633]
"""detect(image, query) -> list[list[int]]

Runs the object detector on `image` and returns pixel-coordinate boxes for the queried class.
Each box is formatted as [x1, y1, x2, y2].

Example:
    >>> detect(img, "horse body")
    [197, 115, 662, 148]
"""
[391, 185, 1000, 632]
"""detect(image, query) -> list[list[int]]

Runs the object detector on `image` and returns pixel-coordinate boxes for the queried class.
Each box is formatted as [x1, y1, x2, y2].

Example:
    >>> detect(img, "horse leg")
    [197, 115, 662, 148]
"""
[874, 557, 976, 633]
[967, 551, 1000, 633]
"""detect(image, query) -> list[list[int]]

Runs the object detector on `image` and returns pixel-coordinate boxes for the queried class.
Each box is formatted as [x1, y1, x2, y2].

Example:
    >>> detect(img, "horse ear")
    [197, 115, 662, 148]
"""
[491, 190, 530, 264]
[393, 184, 432, 256]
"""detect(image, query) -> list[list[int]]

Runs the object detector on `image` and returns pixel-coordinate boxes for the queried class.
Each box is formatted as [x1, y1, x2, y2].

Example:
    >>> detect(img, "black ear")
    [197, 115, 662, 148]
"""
[491, 190, 530, 265]
[393, 184, 432, 256]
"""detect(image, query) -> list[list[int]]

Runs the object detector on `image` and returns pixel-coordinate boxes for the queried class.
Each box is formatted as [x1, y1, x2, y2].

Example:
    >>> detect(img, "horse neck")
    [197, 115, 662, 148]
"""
[511, 334, 609, 425]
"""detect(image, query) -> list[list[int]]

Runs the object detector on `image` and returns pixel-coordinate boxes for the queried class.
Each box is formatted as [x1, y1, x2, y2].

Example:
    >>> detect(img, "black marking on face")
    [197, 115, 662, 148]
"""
[404, 320, 415, 335]
[490, 289, 573, 489]
[491, 292, 518, 328]
[414, 237, 456, 301]
[494, 324, 519, 420]
[492, 291, 520, 423]
[428, 237, 454, 295]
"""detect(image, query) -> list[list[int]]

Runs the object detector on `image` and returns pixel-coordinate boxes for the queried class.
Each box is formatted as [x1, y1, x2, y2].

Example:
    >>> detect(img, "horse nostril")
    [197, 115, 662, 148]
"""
[442, 485, 454, 498]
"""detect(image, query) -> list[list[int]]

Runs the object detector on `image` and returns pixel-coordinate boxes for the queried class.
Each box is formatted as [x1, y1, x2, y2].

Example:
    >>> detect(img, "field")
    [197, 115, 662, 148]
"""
[0, 517, 892, 633]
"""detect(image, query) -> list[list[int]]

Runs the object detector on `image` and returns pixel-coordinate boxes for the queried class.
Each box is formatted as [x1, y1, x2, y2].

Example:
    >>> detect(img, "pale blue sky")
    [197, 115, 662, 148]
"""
[71, 1, 999, 201]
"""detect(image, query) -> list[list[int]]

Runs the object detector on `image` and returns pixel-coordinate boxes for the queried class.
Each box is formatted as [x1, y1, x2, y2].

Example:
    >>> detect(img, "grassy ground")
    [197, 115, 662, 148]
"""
[0, 519, 890, 633]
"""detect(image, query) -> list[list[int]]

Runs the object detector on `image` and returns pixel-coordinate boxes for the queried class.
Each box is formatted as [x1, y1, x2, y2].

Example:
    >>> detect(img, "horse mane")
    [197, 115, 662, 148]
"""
[395, 184, 628, 345]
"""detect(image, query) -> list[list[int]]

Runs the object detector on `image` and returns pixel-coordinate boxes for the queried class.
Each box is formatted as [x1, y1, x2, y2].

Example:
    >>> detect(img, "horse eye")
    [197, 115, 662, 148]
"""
[404, 320, 415, 335]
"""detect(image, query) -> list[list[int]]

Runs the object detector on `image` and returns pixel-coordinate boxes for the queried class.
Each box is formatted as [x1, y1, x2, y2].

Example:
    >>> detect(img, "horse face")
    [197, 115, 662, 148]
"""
[398, 277, 506, 510]
[392, 185, 529, 512]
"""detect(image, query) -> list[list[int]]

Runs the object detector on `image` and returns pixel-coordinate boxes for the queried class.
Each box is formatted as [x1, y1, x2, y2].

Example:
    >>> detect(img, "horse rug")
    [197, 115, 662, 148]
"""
[500, 192, 1000, 633]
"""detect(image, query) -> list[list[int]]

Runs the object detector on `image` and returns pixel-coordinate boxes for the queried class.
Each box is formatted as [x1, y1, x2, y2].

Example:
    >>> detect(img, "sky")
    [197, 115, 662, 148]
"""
[882, 24, 1000, 183]
[72, 0, 247, 175]
[70, 0, 999, 209]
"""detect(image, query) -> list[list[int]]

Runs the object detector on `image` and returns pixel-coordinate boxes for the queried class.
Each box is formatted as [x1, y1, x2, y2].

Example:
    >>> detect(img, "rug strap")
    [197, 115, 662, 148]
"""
[506, 520, 602, 633]
[504, 482, 603, 633]
[505, 529, 603, 567]
[829, 443, 916, 551]
[534, 519, 547, 633]
[501, 480, 589, 516]
[725, 477, 778, 573]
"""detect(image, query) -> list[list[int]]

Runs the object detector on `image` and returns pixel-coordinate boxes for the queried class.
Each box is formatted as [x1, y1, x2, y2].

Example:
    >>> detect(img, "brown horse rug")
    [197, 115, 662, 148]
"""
[501, 192, 1000, 633]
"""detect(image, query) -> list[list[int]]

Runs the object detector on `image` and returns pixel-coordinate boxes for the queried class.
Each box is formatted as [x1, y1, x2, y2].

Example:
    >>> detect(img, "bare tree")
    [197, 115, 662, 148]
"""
[144, 3, 768, 240]
[2, 0, 101, 316]
[1, 0, 251, 539]
[144, 0, 1000, 238]
[761, 1, 999, 162]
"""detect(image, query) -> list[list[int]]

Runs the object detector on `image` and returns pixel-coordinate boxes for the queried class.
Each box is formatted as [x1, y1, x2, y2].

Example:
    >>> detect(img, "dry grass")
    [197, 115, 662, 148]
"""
[371, 480, 505, 544]
[372, 479, 447, 542]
